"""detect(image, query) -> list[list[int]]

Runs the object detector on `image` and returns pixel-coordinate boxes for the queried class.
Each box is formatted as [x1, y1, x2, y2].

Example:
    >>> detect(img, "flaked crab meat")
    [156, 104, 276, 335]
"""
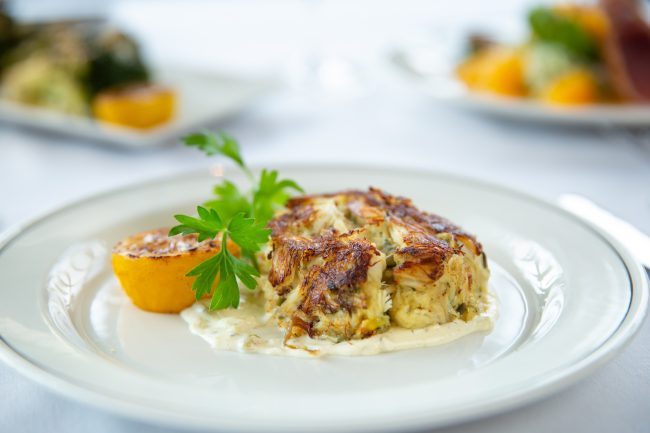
[258, 188, 490, 342]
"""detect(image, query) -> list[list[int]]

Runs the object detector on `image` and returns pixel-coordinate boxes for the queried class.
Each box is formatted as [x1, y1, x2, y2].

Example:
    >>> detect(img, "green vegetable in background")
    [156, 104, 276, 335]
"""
[0, 7, 17, 56]
[0, 9, 152, 113]
[87, 30, 150, 96]
[528, 7, 599, 62]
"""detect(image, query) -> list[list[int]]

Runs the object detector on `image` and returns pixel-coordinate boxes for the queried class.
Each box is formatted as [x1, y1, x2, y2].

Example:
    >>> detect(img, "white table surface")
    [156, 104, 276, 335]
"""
[2, 1, 650, 432]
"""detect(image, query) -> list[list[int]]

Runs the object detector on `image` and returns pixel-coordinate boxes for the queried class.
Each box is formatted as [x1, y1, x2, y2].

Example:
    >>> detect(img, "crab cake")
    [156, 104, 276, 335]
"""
[260, 188, 489, 341]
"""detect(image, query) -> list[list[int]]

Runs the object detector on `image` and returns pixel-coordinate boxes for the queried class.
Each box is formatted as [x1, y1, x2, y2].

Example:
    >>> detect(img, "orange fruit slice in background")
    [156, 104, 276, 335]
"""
[457, 47, 527, 97]
[541, 69, 600, 105]
[112, 228, 239, 313]
[93, 83, 176, 130]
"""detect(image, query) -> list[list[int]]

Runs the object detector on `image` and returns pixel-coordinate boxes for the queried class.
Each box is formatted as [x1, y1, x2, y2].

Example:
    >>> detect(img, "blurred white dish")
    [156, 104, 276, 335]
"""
[0, 166, 647, 432]
[392, 47, 650, 127]
[0, 68, 274, 148]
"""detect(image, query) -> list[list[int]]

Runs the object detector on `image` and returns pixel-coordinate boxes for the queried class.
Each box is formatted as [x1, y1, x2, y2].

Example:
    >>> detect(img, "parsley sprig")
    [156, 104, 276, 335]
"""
[169, 208, 269, 309]
[184, 131, 251, 178]
[169, 131, 303, 310]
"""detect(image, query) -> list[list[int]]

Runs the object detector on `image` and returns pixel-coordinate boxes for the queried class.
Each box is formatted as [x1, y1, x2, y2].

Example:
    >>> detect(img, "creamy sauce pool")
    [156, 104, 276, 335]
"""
[181, 292, 497, 357]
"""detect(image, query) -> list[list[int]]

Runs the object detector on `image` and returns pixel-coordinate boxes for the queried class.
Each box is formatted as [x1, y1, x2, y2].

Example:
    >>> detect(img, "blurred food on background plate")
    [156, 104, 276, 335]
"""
[456, 0, 650, 106]
[0, 5, 175, 129]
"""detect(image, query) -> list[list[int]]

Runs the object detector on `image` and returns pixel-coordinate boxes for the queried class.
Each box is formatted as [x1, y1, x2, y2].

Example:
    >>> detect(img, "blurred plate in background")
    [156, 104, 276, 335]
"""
[0, 68, 275, 148]
[444, 91, 650, 127]
[392, 47, 650, 128]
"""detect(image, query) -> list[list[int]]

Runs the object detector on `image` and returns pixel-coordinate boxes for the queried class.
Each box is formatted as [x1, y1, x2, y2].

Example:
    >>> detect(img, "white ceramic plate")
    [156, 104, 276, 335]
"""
[392, 47, 650, 127]
[0, 166, 647, 432]
[0, 68, 274, 148]
[445, 91, 650, 127]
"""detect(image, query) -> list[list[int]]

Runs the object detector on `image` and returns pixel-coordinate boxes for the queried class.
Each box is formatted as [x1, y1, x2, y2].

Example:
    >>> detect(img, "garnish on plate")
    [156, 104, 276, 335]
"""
[168, 132, 303, 310]
[112, 131, 302, 312]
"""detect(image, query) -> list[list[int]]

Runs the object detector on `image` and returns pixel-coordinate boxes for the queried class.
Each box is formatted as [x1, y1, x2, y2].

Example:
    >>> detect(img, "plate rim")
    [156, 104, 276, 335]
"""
[0, 164, 647, 432]
[433, 84, 650, 126]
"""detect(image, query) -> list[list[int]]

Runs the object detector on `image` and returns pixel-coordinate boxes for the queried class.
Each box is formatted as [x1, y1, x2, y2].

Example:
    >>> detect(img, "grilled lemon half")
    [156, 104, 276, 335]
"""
[112, 228, 238, 313]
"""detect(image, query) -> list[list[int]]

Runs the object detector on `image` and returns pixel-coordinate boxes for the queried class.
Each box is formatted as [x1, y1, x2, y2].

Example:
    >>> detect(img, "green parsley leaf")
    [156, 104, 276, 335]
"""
[183, 131, 251, 177]
[169, 210, 268, 310]
[186, 253, 221, 300]
[232, 257, 259, 290]
[253, 169, 304, 224]
[528, 7, 599, 62]
[169, 206, 224, 242]
[206, 245, 244, 309]
[228, 213, 272, 254]
[210, 265, 239, 309]
[204, 180, 252, 221]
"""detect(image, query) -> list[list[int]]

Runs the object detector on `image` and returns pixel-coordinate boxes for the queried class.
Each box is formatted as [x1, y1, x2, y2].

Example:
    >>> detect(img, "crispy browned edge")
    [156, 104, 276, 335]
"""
[265, 188, 485, 338]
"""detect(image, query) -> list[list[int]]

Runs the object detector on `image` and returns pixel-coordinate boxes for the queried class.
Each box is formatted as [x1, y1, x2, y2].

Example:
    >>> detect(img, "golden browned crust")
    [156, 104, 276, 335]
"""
[263, 188, 489, 340]
[268, 232, 377, 289]
[276, 233, 382, 339]
[393, 232, 453, 283]
[272, 187, 483, 254]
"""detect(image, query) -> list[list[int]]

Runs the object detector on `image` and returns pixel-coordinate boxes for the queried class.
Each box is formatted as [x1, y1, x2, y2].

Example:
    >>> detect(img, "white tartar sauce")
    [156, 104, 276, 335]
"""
[181, 293, 497, 357]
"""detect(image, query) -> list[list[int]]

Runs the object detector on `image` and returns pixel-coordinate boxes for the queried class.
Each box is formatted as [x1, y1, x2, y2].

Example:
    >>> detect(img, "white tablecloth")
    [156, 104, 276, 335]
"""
[2, 1, 650, 432]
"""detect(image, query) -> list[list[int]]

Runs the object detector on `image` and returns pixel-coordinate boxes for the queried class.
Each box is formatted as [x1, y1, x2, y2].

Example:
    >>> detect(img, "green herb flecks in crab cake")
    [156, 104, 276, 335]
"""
[258, 189, 490, 342]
